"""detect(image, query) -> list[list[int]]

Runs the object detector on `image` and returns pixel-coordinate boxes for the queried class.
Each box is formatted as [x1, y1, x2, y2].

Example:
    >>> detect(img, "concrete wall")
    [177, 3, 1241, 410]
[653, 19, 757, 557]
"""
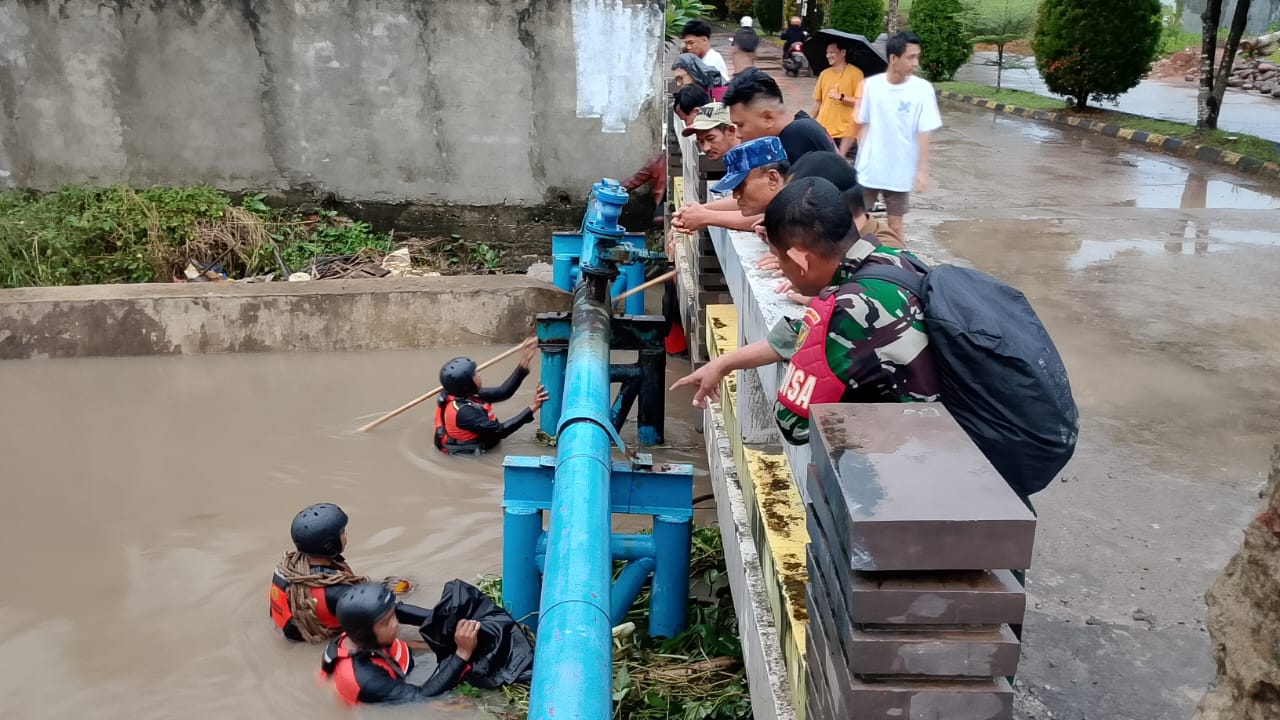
[1181, 0, 1280, 34]
[0, 276, 570, 358]
[0, 0, 662, 206]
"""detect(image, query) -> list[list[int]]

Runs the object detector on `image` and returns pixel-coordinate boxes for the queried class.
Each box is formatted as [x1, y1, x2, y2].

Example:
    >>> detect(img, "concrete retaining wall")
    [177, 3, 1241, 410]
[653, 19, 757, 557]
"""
[0, 277, 570, 359]
[0, 0, 661, 206]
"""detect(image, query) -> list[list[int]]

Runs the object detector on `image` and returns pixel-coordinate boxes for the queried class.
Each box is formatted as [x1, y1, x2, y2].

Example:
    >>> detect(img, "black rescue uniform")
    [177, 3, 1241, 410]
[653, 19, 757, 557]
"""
[434, 366, 535, 454]
[320, 634, 470, 705]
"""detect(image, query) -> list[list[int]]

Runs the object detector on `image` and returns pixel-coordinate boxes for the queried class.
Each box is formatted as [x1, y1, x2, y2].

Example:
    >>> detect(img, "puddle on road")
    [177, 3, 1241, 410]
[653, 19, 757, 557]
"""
[993, 115, 1280, 210]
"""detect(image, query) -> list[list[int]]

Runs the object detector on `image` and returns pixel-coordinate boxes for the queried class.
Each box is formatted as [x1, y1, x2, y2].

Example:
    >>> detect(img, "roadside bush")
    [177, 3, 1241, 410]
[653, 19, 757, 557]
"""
[828, 0, 884, 39]
[910, 0, 973, 81]
[753, 0, 784, 31]
[1032, 0, 1162, 109]
[666, 0, 714, 40]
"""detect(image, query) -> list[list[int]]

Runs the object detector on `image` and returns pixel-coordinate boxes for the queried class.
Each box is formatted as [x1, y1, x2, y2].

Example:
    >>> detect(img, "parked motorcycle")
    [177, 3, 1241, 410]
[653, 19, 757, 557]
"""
[782, 41, 809, 77]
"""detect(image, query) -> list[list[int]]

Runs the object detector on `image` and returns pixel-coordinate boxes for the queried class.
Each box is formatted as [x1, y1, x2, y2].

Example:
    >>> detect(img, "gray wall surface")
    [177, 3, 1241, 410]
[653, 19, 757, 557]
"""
[1180, 0, 1280, 34]
[0, 0, 663, 206]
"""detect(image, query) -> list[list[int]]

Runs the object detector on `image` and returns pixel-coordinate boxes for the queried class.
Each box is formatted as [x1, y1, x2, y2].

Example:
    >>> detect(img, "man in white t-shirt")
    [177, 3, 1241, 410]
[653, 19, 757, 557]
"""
[680, 20, 729, 79]
[855, 31, 942, 240]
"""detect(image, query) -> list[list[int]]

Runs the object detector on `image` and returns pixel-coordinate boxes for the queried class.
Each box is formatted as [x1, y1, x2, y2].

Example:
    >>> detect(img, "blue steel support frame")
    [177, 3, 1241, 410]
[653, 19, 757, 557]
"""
[501, 454, 694, 632]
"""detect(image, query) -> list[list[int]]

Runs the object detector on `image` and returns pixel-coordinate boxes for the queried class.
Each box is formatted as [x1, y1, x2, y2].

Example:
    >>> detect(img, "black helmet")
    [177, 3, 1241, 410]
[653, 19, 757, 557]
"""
[337, 582, 397, 648]
[440, 357, 478, 397]
[290, 503, 348, 558]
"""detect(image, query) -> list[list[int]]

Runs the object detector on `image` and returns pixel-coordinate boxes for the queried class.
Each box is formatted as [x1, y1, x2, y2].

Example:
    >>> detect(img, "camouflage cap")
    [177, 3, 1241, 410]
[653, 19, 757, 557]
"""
[713, 136, 787, 193]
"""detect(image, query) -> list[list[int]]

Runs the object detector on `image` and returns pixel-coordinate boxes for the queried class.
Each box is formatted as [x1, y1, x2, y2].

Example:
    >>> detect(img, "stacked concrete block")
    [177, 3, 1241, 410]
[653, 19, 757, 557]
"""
[804, 403, 1037, 720]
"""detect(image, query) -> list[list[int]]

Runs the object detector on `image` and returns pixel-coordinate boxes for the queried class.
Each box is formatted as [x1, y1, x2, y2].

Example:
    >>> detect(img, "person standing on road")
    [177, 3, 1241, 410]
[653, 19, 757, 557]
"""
[855, 32, 942, 241]
[731, 27, 760, 76]
[810, 42, 864, 159]
[679, 20, 729, 79]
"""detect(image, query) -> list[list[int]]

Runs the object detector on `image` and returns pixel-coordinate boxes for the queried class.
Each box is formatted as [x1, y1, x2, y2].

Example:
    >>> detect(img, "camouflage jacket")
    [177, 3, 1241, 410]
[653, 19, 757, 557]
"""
[767, 238, 939, 444]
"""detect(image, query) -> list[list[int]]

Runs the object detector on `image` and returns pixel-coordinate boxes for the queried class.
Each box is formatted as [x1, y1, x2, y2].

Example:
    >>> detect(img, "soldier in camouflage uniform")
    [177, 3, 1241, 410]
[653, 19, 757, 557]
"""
[672, 177, 937, 444]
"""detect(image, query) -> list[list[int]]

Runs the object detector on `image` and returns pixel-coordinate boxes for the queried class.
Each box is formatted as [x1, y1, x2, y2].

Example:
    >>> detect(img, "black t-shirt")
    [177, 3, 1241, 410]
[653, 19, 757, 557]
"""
[780, 27, 807, 46]
[778, 111, 835, 164]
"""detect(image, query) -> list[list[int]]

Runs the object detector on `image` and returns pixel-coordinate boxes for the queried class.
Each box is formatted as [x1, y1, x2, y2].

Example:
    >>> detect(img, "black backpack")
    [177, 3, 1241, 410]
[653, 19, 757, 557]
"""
[852, 255, 1079, 497]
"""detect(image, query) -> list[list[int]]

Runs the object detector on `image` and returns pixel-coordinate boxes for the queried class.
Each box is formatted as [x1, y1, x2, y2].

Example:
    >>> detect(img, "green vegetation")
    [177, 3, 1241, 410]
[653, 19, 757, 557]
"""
[0, 185, 501, 289]
[1032, 0, 1162, 109]
[470, 527, 751, 720]
[970, 0, 1035, 88]
[937, 81, 1280, 165]
[910, 0, 975, 80]
[667, 0, 715, 40]
[899, 0, 1035, 21]
[753, 0, 785, 32]
[829, 0, 886, 40]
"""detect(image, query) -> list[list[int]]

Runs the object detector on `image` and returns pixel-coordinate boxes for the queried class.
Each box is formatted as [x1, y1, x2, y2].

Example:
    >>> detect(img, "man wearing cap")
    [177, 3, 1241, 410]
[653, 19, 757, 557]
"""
[673, 136, 787, 234]
[682, 103, 740, 162]
[671, 177, 938, 445]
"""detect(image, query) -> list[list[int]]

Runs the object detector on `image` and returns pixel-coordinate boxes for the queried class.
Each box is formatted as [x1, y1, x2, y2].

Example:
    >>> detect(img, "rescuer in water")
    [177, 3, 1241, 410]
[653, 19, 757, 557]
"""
[319, 582, 481, 705]
[269, 503, 432, 643]
[434, 338, 549, 454]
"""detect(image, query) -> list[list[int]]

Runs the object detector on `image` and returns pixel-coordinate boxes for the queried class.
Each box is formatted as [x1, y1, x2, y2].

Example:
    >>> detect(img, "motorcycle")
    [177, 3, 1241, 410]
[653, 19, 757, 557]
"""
[782, 41, 809, 77]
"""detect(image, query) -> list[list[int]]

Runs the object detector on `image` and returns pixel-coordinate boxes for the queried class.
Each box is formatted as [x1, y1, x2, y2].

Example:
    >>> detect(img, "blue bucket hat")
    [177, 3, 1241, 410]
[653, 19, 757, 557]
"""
[712, 136, 787, 193]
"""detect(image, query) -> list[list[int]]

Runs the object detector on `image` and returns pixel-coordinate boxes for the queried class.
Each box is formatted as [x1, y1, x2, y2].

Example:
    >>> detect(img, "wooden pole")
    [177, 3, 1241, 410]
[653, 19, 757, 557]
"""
[614, 269, 677, 307]
[357, 339, 532, 433]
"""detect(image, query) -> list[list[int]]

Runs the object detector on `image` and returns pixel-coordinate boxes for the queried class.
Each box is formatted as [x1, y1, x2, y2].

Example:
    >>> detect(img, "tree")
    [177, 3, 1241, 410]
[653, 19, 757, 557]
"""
[829, 0, 885, 39]
[1032, 0, 1162, 110]
[970, 1, 1035, 90]
[1196, 0, 1253, 130]
[885, 0, 900, 35]
[754, 0, 785, 31]
[910, 0, 974, 81]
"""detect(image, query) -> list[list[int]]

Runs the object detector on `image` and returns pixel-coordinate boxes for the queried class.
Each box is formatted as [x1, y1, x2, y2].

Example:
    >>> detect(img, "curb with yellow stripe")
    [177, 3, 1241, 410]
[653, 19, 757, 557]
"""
[937, 90, 1280, 179]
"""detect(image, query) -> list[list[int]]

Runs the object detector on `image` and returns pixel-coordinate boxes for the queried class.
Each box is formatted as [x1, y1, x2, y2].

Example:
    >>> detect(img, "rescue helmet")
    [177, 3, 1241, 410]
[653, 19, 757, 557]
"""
[290, 503, 348, 558]
[440, 357, 479, 397]
[337, 582, 397, 648]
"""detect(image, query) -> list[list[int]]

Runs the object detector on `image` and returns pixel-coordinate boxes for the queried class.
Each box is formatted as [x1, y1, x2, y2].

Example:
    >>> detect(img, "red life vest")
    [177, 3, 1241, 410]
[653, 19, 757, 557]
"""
[776, 295, 847, 418]
[433, 395, 497, 453]
[268, 569, 340, 637]
[320, 634, 412, 705]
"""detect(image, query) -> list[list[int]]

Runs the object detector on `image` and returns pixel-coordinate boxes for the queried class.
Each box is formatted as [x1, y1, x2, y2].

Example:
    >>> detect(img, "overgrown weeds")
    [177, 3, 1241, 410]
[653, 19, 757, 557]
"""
[470, 527, 752, 720]
[0, 185, 504, 288]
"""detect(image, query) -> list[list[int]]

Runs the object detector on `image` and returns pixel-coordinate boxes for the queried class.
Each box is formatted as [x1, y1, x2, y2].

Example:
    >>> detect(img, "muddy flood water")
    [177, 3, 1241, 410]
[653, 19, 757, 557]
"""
[0, 347, 709, 720]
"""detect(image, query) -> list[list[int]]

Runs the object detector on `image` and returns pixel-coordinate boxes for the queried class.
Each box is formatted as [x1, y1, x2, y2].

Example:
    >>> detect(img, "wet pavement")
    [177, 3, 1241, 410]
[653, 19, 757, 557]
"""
[719, 32, 1280, 720]
[957, 52, 1280, 143]
[0, 347, 709, 720]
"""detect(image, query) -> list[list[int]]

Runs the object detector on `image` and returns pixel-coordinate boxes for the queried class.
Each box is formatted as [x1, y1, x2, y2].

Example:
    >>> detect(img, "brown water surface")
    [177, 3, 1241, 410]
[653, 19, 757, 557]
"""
[0, 347, 707, 720]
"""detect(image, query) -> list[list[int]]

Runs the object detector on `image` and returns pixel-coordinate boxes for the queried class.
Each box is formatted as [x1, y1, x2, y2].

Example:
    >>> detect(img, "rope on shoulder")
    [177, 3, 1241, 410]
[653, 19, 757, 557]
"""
[277, 551, 369, 643]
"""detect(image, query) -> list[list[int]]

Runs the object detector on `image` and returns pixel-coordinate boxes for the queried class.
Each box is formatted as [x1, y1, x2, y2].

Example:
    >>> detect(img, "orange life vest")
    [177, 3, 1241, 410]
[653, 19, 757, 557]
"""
[433, 395, 497, 452]
[269, 569, 340, 637]
[320, 634, 412, 705]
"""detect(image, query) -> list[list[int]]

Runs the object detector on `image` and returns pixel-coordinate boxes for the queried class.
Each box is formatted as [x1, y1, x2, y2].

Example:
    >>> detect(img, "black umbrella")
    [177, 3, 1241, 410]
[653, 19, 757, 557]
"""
[802, 29, 887, 78]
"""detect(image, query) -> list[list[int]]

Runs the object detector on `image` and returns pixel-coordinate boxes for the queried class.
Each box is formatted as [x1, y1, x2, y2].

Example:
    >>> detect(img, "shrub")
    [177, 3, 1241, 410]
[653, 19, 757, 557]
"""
[1032, 0, 1162, 109]
[909, 0, 973, 81]
[753, 0, 784, 32]
[828, 0, 884, 39]
[666, 0, 714, 40]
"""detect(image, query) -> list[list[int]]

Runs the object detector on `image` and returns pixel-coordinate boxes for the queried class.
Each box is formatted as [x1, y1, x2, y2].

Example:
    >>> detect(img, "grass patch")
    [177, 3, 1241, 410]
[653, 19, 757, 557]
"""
[0, 185, 503, 288]
[899, 0, 1038, 21]
[937, 81, 1280, 165]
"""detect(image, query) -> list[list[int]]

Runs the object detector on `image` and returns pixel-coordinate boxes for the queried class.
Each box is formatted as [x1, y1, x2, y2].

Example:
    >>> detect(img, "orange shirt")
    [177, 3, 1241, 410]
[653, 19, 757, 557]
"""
[813, 65, 864, 140]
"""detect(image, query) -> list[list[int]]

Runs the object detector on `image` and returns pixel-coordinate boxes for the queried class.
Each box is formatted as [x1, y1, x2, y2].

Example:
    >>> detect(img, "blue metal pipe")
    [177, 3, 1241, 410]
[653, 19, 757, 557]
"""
[610, 557, 656, 626]
[501, 507, 544, 628]
[649, 514, 693, 638]
[534, 532, 657, 571]
[527, 276, 617, 720]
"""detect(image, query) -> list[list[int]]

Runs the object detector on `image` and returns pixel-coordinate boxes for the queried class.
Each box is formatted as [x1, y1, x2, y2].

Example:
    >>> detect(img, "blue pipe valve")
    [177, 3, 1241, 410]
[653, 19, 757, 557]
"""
[580, 179, 630, 276]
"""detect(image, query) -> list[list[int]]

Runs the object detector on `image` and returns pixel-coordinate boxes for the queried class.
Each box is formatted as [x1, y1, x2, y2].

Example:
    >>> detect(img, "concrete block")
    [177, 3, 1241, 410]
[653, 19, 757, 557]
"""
[807, 463, 1026, 626]
[842, 625, 1021, 678]
[844, 676, 1014, 720]
[845, 570, 1027, 626]
[809, 404, 1036, 571]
